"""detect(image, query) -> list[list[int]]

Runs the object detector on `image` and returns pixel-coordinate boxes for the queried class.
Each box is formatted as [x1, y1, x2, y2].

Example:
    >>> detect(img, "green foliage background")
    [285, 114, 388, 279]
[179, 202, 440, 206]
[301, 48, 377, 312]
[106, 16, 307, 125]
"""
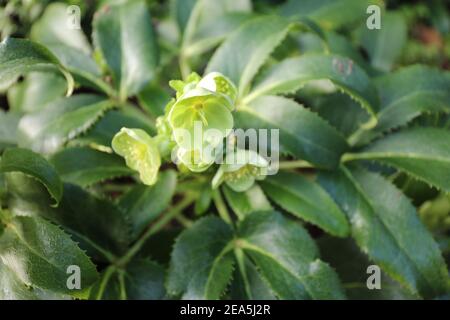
[0, 0, 449, 300]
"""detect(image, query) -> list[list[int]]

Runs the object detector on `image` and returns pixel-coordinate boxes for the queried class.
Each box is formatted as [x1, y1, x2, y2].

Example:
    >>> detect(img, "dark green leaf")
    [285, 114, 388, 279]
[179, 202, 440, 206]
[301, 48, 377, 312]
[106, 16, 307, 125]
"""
[70, 110, 156, 150]
[6, 174, 130, 261]
[18, 94, 114, 154]
[260, 171, 349, 237]
[318, 166, 449, 298]
[118, 170, 177, 238]
[244, 54, 379, 128]
[167, 216, 235, 299]
[50, 147, 133, 187]
[206, 16, 292, 95]
[0, 148, 62, 205]
[344, 128, 450, 192]
[237, 211, 346, 299]
[89, 259, 165, 300]
[280, 0, 383, 30]
[235, 95, 348, 168]
[0, 215, 98, 296]
[93, 0, 159, 99]
[0, 38, 73, 95]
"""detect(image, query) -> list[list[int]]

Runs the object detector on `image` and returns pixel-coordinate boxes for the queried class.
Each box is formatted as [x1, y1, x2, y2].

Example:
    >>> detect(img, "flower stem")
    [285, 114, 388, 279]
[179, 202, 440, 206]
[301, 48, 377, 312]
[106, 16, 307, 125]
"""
[212, 189, 233, 225]
[277, 160, 315, 169]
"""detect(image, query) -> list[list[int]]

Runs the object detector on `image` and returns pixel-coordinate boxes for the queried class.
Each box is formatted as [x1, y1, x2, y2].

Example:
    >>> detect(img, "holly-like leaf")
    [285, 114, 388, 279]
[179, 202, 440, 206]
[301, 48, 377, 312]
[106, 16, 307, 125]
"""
[206, 16, 292, 96]
[6, 174, 130, 261]
[0, 38, 73, 95]
[344, 128, 450, 192]
[237, 211, 346, 299]
[118, 170, 177, 238]
[18, 94, 114, 154]
[260, 171, 349, 237]
[0, 148, 62, 205]
[0, 215, 98, 296]
[50, 147, 134, 187]
[358, 66, 450, 144]
[235, 95, 348, 168]
[244, 54, 379, 129]
[93, 0, 159, 100]
[167, 216, 235, 299]
[319, 166, 449, 298]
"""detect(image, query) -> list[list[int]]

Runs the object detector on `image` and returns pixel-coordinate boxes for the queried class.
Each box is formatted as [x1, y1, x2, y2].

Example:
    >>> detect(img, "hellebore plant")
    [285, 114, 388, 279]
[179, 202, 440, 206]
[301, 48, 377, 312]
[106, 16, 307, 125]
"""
[0, 0, 449, 301]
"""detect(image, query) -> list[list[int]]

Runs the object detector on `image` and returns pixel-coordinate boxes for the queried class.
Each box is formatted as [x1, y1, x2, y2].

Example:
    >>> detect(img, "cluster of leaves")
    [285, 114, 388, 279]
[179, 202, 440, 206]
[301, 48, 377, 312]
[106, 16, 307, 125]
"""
[0, 0, 449, 300]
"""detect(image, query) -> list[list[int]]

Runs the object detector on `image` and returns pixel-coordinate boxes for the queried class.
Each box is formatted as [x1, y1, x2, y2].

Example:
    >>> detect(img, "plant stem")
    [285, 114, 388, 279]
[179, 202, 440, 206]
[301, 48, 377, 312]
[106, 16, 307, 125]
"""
[179, 55, 191, 80]
[95, 265, 116, 300]
[175, 214, 194, 228]
[212, 189, 233, 225]
[278, 160, 315, 169]
[116, 195, 195, 266]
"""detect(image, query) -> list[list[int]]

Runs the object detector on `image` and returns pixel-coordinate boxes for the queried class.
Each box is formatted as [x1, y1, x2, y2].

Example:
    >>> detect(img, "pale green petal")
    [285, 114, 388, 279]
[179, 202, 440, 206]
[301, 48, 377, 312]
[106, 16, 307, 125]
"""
[112, 128, 161, 185]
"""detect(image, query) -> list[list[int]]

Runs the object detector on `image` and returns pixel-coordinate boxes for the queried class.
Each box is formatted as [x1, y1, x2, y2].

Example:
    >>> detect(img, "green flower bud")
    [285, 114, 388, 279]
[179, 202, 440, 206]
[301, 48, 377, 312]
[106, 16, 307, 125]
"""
[198, 72, 237, 109]
[112, 128, 161, 186]
[168, 87, 234, 151]
[169, 72, 202, 99]
[212, 149, 268, 192]
[176, 147, 217, 173]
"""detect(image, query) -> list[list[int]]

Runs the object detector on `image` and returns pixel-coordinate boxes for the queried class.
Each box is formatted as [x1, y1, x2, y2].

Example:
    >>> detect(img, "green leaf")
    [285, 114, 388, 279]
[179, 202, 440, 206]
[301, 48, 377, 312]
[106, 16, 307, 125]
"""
[356, 12, 407, 72]
[318, 237, 418, 299]
[280, 0, 383, 30]
[235, 95, 348, 168]
[260, 171, 349, 237]
[318, 166, 449, 298]
[0, 148, 62, 205]
[244, 54, 379, 129]
[7, 72, 67, 113]
[0, 261, 39, 300]
[0, 215, 98, 296]
[344, 128, 450, 192]
[222, 184, 272, 219]
[112, 128, 161, 186]
[0, 38, 73, 95]
[118, 170, 177, 238]
[237, 211, 346, 299]
[30, 4, 107, 94]
[167, 216, 235, 299]
[6, 174, 130, 261]
[0, 110, 20, 151]
[359, 66, 450, 143]
[229, 256, 276, 300]
[30, 3, 92, 54]
[138, 85, 171, 118]
[18, 94, 114, 154]
[206, 16, 292, 96]
[93, 0, 159, 99]
[50, 147, 134, 187]
[70, 110, 156, 150]
[185, 12, 255, 57]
